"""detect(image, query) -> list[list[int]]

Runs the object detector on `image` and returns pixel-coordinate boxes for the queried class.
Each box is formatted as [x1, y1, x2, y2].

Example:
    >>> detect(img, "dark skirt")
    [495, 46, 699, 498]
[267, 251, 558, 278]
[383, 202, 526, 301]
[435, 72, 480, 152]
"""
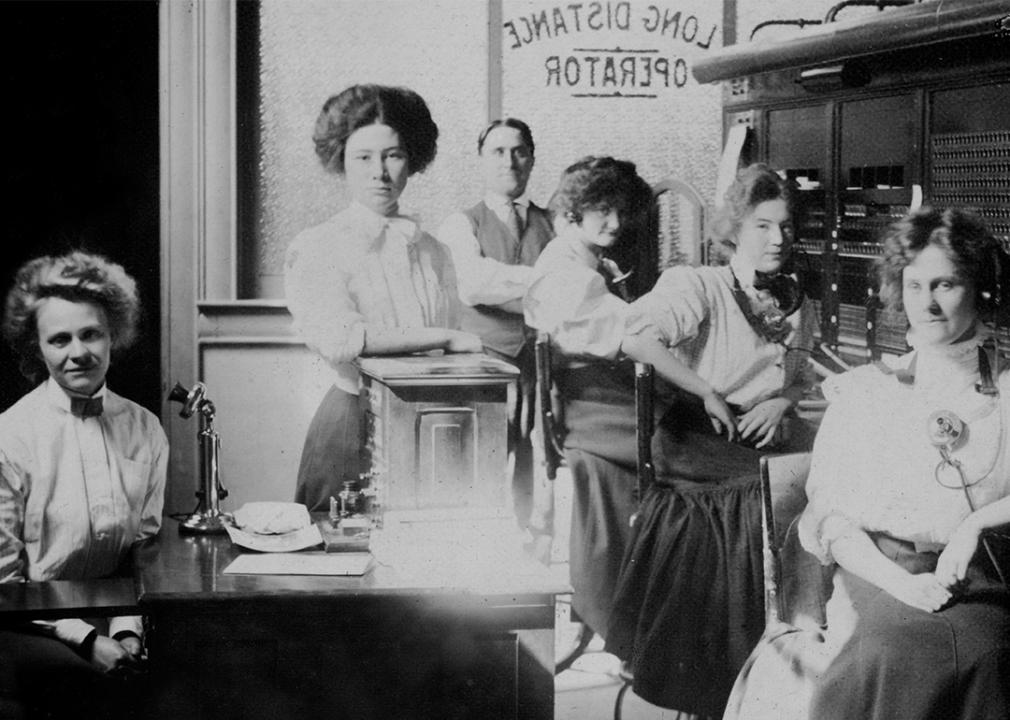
[294, 385, 364, 513]
[564, 449, 638, 639]
[557, 362, 652, 639]
[603, 396, 813, 717]
[811, 535, 1010, 720]
[0, 629, 141, 720]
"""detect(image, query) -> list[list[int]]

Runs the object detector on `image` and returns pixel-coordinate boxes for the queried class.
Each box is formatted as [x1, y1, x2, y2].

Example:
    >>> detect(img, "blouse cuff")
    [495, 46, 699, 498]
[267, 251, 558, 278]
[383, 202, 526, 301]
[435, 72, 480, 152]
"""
[814, 514, 862, 566]
[35, 617, 97, 648]
[110, 614, 144, 641]
[318, 323, 366, 366]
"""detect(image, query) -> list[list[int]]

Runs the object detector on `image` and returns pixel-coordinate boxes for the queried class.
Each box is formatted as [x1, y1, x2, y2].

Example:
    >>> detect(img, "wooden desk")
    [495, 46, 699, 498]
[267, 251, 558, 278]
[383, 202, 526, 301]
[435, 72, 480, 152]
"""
[0, 578, 137, 621]
[135, 522, 568, 720]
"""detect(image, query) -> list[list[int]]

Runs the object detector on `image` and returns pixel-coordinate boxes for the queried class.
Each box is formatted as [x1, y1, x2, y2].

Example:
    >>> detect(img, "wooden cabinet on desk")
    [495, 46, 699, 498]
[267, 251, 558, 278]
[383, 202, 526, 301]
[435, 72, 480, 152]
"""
[356, 354, 519, 514]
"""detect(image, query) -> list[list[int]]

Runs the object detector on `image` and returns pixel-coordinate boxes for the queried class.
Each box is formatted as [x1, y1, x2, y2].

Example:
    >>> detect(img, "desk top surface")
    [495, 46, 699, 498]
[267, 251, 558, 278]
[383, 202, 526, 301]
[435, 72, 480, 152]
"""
[355, 353, 519, 386]
[0, 577, 137, 620]
[133, 518, 569, 610]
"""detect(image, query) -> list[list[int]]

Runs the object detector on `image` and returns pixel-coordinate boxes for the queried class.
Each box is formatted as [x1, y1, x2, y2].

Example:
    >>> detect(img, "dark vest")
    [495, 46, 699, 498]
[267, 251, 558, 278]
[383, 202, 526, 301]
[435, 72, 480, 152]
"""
[460, 201, 554, 356]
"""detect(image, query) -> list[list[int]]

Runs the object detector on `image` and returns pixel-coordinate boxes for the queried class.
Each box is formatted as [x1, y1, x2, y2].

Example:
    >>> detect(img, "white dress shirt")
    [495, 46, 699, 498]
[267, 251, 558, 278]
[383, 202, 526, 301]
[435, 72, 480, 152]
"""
[437, 193, 537, 308]
[285, 201, 462, 395]
[0, 379, 168, 647]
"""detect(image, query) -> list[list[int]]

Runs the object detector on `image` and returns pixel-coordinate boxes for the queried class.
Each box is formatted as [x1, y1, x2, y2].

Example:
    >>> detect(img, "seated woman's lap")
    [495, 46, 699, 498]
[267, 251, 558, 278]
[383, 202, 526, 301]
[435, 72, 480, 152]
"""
[813, 544, 1010, 720]
[603, 394, 793, 715]
[604, 465, 765, 715]
[0, 631, 117, 720]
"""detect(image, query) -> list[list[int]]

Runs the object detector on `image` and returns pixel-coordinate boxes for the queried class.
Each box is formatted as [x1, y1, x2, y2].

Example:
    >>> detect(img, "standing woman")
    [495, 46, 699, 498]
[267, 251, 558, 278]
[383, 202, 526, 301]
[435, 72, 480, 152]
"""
[0, 251, 168, 720]
[285, 85, 482, 511]
[604, 164, 816, 718]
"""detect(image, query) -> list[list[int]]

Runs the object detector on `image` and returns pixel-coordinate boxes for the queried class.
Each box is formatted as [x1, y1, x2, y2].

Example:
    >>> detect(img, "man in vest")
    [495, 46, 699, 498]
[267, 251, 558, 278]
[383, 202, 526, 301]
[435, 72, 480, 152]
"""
[438, 118, 554, 556]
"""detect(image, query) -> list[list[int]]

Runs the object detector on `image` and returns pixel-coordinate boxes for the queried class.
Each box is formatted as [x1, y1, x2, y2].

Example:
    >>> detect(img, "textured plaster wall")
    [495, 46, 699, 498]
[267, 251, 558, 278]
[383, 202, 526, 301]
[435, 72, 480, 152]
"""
[252, 0, 892, 297]
[255, 0, 489, 297]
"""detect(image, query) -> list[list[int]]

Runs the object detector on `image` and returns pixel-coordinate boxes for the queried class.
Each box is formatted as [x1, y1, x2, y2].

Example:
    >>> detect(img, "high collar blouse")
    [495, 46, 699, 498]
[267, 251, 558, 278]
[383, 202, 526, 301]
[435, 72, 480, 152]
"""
[800, 329, 1010, 561]
[0, 378, 168, 646]
[285, 201, 462, 394]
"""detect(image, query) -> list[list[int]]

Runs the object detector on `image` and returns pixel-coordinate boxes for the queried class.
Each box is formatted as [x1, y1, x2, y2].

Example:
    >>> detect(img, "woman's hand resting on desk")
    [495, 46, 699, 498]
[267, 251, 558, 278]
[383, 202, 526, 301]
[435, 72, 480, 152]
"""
[738, 397, 793, 449]
[445, 330, 483, 354]
[90, 635, 145, 678]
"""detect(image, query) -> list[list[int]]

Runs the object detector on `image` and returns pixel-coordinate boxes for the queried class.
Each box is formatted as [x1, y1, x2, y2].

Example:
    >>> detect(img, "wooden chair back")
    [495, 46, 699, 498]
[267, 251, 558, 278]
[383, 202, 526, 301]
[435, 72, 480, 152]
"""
[759, 452, 831, 629]
[652, 176, 708, 269]
[632, 362, 655, 518]
[534, 331, 566, 481]
[534, 332, 655, 501]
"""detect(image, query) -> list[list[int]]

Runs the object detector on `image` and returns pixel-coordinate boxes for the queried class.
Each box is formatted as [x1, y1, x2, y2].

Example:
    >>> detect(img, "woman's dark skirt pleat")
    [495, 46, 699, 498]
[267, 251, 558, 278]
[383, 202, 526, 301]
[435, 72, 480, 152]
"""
[605, 467, 764, 716]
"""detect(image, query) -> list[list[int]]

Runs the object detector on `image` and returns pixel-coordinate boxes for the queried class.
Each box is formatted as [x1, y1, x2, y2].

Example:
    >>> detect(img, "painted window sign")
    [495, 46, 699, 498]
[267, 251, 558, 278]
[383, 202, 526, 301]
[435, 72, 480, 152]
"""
[505, 2, 719, 97]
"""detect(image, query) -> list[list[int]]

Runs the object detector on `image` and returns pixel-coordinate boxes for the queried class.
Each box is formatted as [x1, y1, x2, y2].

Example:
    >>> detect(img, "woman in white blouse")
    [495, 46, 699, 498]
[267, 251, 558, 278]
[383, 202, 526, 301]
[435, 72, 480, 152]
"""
[603, 164, 816, 719]
[285, 85, 482, 511]
[524, 156, 741, 649]
[0, 251, 167, 720]
[726, 208, 1010, 720]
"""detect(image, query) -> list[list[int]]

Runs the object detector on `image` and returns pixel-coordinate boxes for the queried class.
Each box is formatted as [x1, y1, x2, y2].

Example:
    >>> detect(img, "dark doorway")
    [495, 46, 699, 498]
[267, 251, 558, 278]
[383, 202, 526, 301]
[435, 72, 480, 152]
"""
[0, 0, 160, 414]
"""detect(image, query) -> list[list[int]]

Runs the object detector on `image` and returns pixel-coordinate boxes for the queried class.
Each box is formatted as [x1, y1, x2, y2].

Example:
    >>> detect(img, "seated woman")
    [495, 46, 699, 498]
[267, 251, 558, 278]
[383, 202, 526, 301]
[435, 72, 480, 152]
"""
[604, 163, 817, 719]
[286, 84, 482, 511]
[0, 252, 168, 720]
[524, 156, 671, 640]
[525, 156, 757, 642]
[725, 207, 1010, 720]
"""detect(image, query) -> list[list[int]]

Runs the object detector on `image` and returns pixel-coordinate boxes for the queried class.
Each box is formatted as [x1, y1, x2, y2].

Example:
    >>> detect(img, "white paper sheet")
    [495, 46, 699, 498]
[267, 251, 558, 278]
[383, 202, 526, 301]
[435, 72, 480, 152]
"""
[223, 552, 372, 576]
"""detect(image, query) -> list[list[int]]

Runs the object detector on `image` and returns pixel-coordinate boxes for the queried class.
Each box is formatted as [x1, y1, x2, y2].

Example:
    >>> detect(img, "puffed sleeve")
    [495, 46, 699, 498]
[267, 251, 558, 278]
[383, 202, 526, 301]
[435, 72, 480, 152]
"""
[627, 266, 709, 348]
[428, 235, 463, 331]
[524, 261, 630, 361]
[2, 441, 98, 647]
[136, 418, 168, 542]
[0, 446, 27, 583]
[284, 221, 367, 366]
[113, 416, 163, 642]
[798, 364, 886, 564]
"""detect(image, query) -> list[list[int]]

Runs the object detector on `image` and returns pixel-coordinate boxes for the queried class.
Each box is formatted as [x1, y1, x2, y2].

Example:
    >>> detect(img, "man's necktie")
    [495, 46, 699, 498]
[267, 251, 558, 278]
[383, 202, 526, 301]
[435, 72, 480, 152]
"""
[71, 395, 104, 418]
[506, 202, 523, 240]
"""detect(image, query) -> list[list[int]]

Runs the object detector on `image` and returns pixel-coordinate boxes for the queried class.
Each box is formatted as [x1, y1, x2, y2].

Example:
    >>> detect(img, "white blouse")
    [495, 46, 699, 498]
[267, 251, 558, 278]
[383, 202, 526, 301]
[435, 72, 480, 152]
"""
[629, 261, 815, 411]
[522, 227, 632, 362]
[285, 201, 462, 395]
[800, 330, 1010, 562]
[0, 379, 168, 647]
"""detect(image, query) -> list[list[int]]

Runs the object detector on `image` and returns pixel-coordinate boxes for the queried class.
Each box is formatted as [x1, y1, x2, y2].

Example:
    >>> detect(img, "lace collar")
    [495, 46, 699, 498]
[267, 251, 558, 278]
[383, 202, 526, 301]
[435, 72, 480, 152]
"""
[890, 323, 992, 395]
